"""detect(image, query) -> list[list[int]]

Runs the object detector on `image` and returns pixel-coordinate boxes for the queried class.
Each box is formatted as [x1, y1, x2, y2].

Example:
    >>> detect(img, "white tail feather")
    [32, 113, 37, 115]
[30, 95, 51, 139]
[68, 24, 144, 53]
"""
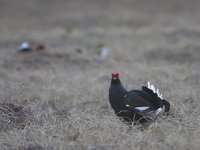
[147, 81, 163, 99]
[155, 108, 163, 115]
[148, 81, 151, 89]
[156, 89, 159, 95]
[151, 85, 155, 93]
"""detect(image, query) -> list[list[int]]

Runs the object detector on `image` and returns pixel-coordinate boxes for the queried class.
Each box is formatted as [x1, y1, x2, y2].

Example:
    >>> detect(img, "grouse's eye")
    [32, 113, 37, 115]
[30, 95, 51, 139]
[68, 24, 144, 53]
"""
[116, 73, 119, 77]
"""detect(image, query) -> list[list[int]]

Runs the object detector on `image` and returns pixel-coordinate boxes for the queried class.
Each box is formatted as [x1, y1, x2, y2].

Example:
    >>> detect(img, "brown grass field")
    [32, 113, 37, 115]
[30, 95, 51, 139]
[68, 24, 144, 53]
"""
[0, 0, 200, 149]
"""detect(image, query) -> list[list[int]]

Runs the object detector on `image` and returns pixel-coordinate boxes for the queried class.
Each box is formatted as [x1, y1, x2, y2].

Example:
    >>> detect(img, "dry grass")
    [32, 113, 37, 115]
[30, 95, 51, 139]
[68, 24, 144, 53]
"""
[0, 0, 200, 149]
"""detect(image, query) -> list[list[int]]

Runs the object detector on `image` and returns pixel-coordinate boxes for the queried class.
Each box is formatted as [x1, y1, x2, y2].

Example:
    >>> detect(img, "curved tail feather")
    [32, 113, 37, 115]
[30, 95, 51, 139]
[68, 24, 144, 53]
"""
[142, 82, 171, 112]
[141, 86, 161, 101]
[147, 81, 163, 99]
[163, 99, 170, 112]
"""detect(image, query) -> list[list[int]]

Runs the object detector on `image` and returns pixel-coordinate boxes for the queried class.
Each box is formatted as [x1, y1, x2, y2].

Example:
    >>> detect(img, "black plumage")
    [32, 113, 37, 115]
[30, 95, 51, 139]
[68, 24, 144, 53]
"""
[109, 73, 170, 123]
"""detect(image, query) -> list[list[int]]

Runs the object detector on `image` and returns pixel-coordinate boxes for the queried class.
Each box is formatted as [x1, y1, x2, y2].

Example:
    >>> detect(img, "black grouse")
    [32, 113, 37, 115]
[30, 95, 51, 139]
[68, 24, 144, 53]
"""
[109, 72, 170, 123]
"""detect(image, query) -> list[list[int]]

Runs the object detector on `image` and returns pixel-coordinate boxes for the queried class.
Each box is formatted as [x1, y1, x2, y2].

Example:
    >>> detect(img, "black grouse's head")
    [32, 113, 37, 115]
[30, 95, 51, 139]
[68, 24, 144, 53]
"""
[111, 72, 121, 85]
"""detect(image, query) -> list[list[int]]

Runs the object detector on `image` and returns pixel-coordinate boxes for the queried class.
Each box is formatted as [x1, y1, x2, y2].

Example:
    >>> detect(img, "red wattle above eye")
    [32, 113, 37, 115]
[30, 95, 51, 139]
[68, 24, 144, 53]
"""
[112, 73, 115, 77]
[116, 73, 119, 77]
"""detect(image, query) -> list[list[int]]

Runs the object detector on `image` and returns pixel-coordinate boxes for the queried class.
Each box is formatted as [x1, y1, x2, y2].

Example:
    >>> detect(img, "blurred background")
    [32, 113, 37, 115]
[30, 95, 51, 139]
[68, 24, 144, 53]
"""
[0, 0, 200, 149]
[1, 0, 200, 55]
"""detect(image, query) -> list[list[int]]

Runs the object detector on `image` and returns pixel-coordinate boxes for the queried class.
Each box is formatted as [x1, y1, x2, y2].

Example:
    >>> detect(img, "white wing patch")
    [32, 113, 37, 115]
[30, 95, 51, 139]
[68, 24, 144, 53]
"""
[135, 106, 149, 111]
[126, 104, 162, 115]
[126, 104, 149, 111]
[147, 81, 163, 99]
